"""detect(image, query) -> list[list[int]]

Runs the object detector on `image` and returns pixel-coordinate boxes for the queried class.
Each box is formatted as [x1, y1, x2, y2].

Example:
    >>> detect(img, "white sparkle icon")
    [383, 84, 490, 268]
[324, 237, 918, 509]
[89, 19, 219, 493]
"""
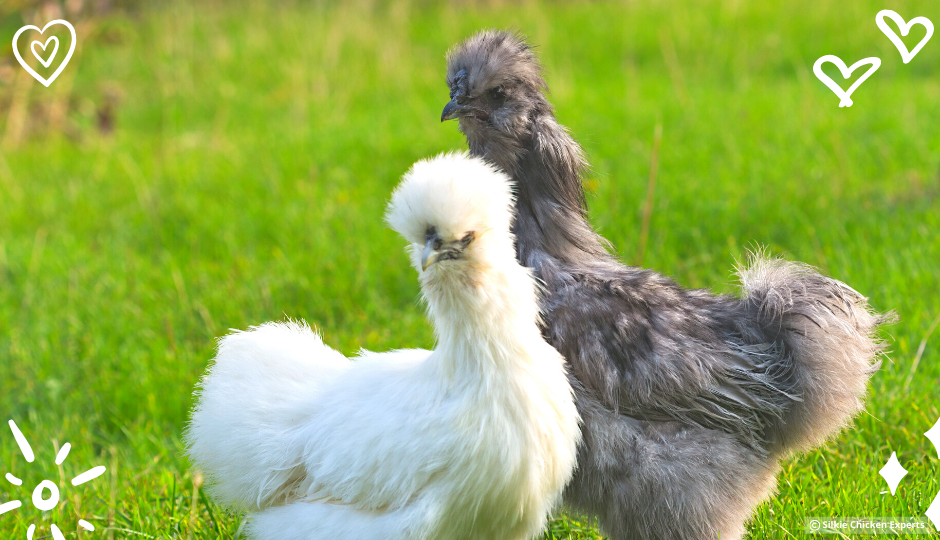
[928, 417, 940, 530]
[926, 417, 940, 459]
[927, 490, 940, 531]
[879, 451, 908, 496]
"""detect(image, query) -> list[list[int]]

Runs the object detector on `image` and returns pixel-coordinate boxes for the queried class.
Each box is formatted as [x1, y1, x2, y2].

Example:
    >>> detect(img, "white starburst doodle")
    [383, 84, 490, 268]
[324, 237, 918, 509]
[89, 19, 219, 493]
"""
[2, 420, 106, 539]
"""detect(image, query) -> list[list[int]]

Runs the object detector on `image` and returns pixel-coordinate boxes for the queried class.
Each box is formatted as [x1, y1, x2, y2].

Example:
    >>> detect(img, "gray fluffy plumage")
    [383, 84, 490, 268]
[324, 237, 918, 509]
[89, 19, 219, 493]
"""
[443, 30, 893, 540]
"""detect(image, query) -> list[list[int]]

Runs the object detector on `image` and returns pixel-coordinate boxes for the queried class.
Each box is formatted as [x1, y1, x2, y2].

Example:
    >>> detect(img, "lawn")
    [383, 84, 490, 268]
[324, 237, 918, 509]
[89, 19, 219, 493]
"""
[0, 0, 938, 538]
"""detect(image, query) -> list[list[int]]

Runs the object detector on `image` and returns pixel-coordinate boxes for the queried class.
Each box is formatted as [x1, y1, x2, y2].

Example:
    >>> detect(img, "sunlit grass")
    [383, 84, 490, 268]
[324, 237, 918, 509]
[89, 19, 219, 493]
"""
[1, 0, 938, 538]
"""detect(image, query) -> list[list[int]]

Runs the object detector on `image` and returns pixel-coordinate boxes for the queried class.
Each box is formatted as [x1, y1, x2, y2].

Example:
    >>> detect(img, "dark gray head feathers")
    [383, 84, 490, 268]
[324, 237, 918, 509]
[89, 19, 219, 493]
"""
[445, 30, 609, 270]
[446, 30, 546, 100]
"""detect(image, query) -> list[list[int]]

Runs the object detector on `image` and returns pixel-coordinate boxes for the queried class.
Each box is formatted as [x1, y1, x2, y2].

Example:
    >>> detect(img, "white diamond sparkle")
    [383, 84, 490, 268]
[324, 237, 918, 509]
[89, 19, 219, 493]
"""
[927, 490, 940, 531]
[879, 451, 908, 496]
[928, 416, 940, 531]
[926, 417, 940, 459]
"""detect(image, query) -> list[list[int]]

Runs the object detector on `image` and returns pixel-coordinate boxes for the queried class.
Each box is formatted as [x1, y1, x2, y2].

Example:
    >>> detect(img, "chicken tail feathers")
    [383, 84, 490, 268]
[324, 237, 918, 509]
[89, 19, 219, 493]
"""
[737, 251, 895, 454]
[185, 321, 350, 511]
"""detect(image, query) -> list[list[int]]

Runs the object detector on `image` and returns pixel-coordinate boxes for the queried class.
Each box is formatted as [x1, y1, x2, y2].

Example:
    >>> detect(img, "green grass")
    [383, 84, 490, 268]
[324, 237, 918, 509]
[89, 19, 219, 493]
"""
[1, 0, 938, 538]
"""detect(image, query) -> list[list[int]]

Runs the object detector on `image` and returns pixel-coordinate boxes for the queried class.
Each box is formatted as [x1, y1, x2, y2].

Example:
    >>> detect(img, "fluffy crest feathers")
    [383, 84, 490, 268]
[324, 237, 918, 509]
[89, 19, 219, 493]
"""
[386, 152, 515, 246]
[446, 30, 545, 97]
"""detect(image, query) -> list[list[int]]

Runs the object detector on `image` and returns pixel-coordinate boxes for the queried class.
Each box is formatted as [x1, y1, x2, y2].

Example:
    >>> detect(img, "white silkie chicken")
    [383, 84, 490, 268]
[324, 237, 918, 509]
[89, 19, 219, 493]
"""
[185, 152, 581, 540]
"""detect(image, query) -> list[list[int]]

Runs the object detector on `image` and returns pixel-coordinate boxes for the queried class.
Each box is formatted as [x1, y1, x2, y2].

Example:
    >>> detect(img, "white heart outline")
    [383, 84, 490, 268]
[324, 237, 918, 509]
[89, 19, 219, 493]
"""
[12, 20, 77, 88]
[812, 55, 881, 107]
[31, 36, 59, 68]
[876, 10, 934, 64]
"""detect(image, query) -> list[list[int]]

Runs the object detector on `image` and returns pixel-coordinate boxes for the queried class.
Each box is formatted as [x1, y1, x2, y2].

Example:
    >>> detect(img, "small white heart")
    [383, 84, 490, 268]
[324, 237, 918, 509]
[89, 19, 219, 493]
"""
[876, 10, 934, 64]
[31, 36, 59, 68]
[813, 55, 881, 108]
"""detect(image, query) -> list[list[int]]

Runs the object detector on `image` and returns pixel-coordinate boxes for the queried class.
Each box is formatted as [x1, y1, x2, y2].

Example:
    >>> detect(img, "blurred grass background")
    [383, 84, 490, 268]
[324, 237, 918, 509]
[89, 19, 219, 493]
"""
[0, 0, 938, 538]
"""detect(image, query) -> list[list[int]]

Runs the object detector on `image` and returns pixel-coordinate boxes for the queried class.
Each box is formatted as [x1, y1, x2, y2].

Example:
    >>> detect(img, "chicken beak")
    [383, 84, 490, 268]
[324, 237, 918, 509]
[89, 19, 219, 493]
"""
[441, 99, 463, 122]
[422, 239, 442, 271]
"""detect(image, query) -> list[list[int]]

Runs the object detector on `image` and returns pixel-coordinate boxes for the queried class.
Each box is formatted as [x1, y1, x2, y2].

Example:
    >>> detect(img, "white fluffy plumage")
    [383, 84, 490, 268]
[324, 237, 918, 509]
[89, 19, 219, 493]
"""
[185, 152, 581, 540]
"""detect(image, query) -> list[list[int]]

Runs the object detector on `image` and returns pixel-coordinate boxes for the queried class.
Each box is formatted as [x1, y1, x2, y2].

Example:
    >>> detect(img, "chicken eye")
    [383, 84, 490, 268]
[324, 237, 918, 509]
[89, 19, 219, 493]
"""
[458, 231, 475, 249]
[488, 87, 506, 102]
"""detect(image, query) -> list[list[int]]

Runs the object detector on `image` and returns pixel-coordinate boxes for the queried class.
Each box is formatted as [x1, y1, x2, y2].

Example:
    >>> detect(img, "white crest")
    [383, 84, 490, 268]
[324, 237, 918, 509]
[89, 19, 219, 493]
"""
[386, 152, 514, 246]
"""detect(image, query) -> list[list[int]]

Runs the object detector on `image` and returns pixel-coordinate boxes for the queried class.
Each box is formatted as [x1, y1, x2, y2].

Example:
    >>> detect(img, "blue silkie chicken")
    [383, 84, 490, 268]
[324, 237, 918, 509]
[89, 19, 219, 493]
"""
[442, 30, 892, 540]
